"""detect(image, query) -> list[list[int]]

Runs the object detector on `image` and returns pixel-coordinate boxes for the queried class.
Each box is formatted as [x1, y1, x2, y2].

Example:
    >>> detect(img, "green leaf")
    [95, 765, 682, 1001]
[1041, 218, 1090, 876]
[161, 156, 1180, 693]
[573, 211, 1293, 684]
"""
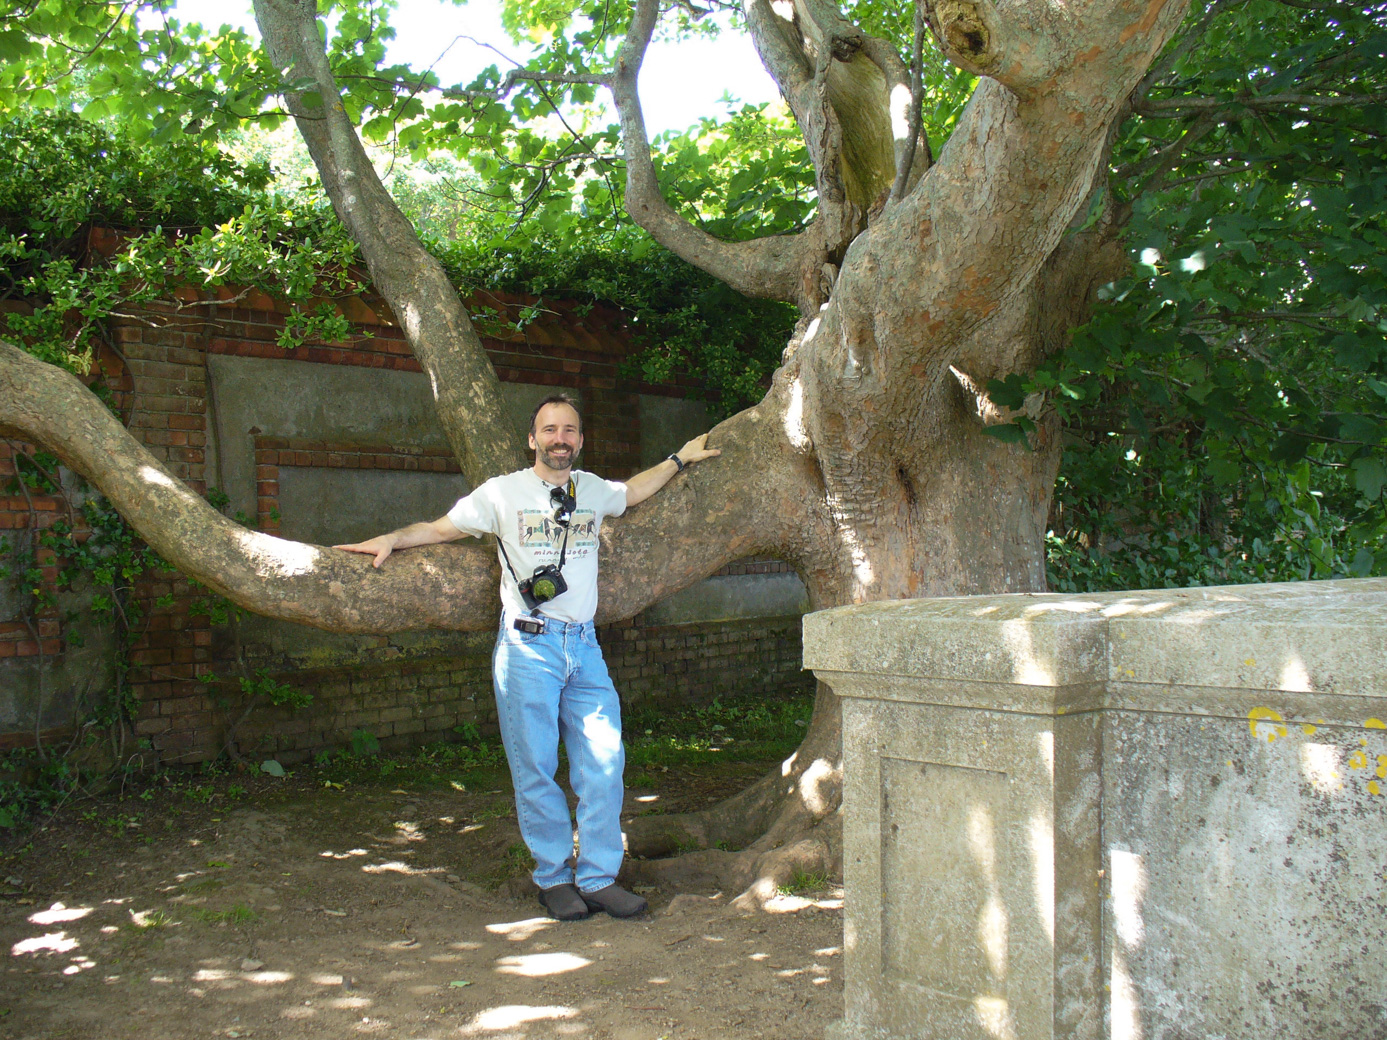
[260, 760, 286, 777]
[1352, 457, 1387, 499]
[982, 423, 1031, 447]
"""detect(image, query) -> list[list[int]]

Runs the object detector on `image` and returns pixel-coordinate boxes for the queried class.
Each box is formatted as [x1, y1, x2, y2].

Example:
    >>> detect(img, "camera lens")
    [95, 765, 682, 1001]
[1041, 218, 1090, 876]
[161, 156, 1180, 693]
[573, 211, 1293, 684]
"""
[532, 577, 558, 600]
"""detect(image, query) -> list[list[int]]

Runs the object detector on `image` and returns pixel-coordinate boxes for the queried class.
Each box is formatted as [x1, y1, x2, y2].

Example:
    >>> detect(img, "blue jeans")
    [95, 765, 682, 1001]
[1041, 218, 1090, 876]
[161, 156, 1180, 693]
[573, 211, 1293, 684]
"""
[492, 614, 626, 893]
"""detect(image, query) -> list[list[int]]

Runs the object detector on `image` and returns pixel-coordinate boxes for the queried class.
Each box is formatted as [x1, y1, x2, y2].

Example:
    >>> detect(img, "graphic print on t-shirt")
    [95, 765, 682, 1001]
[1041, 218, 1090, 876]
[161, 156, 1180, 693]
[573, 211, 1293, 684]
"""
[515, 509, 598, 561]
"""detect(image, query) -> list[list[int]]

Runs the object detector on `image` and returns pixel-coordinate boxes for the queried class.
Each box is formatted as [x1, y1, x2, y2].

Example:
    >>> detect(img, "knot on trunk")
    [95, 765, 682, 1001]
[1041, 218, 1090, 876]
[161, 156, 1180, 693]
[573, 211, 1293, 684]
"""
[927, 0, 1002, 76]
[829, 32, 864, 63]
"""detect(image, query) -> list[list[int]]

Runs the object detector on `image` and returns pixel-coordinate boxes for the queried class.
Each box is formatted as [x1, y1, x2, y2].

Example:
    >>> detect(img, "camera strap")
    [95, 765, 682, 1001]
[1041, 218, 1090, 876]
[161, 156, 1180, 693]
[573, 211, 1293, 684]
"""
[494, 475, 576, 616]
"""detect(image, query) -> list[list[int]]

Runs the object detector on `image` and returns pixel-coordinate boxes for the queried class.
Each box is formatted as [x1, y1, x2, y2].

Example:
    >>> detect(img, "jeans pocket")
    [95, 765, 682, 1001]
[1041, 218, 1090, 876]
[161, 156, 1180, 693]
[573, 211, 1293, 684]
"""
[580, 627, 601, 650]
[501, 625, 541, 646]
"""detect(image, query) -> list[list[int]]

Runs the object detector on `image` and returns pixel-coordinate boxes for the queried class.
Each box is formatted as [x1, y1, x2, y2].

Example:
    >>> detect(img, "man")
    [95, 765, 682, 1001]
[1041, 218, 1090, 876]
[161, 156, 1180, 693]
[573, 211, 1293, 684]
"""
[335, 394, 720, 920]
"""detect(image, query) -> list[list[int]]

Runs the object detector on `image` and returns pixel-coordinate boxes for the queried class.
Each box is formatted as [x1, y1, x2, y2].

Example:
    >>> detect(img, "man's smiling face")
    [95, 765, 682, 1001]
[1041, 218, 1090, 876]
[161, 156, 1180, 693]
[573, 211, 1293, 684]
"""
[530, 401, 583, 474]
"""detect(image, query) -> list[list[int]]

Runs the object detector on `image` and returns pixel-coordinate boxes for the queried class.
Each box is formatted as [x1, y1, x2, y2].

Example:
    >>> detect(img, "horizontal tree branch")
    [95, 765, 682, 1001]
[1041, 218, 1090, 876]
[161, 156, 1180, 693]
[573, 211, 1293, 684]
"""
[1135, 91, 1386, 114]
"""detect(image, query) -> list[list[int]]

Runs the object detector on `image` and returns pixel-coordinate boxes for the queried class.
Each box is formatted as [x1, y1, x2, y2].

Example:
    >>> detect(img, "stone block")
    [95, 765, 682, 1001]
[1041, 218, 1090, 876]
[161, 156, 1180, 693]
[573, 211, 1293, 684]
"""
[808, 577, 1387, 1040]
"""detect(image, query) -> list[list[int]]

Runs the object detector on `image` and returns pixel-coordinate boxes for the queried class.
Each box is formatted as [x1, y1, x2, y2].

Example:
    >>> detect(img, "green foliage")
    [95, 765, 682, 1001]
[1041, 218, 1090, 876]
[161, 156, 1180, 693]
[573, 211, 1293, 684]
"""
[438, 223, 796, 418]
[0, 112, 368, 374]
[778, 867, 832, 896]
[624, 692, 814, 771]
[1018, 0, 1387, 589]
[205, 668, 312, 712]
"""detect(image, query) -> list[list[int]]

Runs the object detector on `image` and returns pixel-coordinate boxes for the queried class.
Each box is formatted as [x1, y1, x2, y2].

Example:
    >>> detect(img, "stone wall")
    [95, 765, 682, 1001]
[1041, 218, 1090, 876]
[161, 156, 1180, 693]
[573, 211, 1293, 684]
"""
[806, 578, 1387, 1040]
[1, 280, 813, 760]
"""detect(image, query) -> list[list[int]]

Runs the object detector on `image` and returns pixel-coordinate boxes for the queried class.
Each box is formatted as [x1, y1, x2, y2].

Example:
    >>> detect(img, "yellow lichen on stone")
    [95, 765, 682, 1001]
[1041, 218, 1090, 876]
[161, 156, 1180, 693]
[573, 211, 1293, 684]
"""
[1248, 706, 1288, 742]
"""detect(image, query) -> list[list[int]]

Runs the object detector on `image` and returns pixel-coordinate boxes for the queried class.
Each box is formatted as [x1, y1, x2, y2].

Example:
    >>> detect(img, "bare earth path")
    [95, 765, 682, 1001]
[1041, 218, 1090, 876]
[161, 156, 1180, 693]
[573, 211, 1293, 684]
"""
[0, 770, 843, 1040]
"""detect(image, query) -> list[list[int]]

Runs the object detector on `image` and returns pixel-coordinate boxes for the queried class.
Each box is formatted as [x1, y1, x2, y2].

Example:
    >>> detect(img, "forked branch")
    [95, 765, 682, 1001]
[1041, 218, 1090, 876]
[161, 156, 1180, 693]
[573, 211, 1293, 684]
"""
[609, 0, 808, 304]
[251, 0, 524, 484]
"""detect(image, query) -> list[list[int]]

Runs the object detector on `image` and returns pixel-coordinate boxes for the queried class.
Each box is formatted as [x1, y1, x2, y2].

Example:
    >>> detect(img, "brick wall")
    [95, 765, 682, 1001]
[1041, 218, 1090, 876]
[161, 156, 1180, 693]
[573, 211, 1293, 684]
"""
[1, 280, 812, 763]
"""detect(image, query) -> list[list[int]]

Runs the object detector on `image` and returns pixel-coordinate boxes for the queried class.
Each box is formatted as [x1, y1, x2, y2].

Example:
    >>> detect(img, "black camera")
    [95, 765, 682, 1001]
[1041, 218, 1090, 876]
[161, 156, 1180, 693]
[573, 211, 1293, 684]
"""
[518, 564, 568, 610]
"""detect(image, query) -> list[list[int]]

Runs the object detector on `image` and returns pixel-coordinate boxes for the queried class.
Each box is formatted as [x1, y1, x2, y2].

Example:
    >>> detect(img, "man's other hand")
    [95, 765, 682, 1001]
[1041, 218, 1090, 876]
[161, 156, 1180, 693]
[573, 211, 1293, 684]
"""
[676, 433, 721, 466]
[333, 534, 399, 569]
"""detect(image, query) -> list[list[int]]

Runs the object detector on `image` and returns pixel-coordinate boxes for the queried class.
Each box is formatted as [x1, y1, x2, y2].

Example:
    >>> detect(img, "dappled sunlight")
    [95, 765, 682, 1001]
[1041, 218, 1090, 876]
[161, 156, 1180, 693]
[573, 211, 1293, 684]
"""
[797, 756, 842, 815]
[781, 749, 800, 777]
[1000, 619, 1054, 686]
[1102, 598, 1180, 618]
[461, 1004, 579, 1033]
[494, 952, 592, 977]
[1111, 849, 1147, 950]
[763, 891, 843, 914]
[29, 903, 92, 925]
[321, 848, 370, 859]
[327, 995, 372, 1010]
[973, 994, 1018, 1040]
[138, 464, 176, 488]
[890, 81, 913, 142]
[1018, 599, 1104, 617]
[235, 528, 323, 578]
[1027, 812, 1055, 944]
[966, 803, 1009, 989]
[1301, 743, 1344, 794]
[485, 917, 555, 941]
[12, 932, 80, 955]
[634, 793, 659, 803]
[784, 377, 811, 449]
[1279, 655, 1314, 693]
[583, 709, 622, 767]
[390, 820, 425, 843]
[362, 861, 447, 877]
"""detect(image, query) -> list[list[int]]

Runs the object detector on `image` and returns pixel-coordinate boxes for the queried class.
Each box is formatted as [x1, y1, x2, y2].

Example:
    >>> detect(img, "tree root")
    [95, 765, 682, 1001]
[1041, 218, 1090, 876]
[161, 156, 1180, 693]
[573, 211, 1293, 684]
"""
[621, 680, 845, 909]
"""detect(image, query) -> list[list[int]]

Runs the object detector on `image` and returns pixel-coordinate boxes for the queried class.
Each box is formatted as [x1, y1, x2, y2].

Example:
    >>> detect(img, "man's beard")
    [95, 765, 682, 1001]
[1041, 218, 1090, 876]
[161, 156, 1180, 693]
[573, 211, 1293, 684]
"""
[538, 445, 576, 471]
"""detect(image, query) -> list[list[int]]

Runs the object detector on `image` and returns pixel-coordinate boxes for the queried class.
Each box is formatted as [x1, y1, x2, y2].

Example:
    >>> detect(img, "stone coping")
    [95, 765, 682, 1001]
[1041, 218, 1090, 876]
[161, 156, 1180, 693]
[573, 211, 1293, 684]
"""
[803, 578, 1387, 726]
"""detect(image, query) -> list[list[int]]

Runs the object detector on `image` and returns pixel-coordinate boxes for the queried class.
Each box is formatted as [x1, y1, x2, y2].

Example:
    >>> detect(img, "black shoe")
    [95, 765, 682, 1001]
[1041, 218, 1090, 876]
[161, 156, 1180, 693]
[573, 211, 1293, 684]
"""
[538, 883, 591, 921]
[581, 883, 648, 918]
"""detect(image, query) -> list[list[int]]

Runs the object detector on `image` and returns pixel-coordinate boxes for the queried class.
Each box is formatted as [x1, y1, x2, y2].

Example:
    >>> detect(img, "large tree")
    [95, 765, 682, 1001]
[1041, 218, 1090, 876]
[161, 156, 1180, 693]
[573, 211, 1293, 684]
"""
[3, 0, 1380, 900]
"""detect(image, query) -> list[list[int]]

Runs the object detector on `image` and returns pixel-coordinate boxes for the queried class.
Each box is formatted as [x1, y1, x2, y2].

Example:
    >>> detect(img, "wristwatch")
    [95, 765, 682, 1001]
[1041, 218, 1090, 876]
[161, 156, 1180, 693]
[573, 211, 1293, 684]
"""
[667, 453, 686, 472]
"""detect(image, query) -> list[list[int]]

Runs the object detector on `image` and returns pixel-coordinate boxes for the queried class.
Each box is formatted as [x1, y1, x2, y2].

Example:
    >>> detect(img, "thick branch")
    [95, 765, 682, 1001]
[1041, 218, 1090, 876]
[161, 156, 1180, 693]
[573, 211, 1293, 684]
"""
[251, 0, 524, 485]
[609, 0, 806, 303]
[2, 342, 812, 636]
[0, 340, 499, 632]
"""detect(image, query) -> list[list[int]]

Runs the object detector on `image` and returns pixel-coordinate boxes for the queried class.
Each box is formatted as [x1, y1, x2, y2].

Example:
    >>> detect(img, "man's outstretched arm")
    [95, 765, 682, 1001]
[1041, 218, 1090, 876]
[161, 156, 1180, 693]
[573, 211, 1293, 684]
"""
[334, 515, 465, 568]
[623, 433, 721, 508]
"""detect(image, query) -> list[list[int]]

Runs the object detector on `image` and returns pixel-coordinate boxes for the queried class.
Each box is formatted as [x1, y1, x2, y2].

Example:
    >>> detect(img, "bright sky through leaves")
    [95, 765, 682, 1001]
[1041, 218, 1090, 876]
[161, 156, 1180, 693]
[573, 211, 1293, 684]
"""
[163, 0, 779, 135]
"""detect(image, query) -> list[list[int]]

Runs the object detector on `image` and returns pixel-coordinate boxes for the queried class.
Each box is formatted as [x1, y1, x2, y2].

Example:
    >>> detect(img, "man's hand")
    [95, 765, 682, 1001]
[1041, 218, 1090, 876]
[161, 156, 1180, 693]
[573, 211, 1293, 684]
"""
[333, 533, 400, 569]
[334, 516, 463, 568]
[674, 433, 721, 467]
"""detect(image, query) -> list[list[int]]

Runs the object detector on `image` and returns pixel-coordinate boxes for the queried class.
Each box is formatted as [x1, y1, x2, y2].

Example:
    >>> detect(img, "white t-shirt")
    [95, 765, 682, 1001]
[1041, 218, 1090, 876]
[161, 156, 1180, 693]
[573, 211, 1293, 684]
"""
[446, 468, 628, 623]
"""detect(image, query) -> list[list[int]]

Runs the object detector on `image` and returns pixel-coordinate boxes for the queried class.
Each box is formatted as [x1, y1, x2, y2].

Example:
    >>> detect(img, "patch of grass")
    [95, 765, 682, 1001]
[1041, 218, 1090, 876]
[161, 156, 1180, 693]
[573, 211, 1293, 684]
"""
[189, 904, 256, 925]
[624, 693, 814, 771]
[182, 878, 225, 894]
[311, 734, 509, 790]
[125, 909, 174, 930]
[473, 842, 534, 890]
[778, 868, 831, 896]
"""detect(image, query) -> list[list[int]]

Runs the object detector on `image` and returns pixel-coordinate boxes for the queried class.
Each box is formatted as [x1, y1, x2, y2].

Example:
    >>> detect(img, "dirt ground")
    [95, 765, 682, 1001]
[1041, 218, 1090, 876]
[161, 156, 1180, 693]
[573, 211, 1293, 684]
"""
[0, 764, 843, 1040]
